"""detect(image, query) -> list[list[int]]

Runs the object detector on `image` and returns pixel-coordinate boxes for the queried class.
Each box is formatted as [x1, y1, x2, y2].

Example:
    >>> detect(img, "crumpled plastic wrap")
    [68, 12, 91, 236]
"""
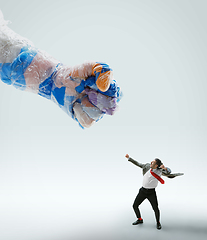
[0, 10, 122, 128]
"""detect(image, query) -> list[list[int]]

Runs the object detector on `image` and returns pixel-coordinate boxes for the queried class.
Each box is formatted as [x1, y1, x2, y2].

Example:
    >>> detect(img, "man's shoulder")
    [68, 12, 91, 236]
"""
[142, 163, 150, 175]
[140, 163, 150, 170]
[144, 163, 150, 168]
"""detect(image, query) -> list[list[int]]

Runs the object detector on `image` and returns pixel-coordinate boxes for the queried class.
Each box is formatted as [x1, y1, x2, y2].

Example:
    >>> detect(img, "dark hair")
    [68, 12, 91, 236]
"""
[155, 158, 163, 168]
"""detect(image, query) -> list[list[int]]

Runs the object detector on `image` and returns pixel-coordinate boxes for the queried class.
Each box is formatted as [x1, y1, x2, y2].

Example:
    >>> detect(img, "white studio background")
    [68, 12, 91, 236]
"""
[0, 1, 207, 240]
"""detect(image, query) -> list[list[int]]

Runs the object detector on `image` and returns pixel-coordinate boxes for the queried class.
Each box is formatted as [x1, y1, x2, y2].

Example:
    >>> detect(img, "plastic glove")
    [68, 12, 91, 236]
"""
[0, 10, 122, 128]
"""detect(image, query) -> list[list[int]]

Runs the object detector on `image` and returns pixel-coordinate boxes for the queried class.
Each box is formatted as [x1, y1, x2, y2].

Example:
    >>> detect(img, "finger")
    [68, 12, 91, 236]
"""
[85, 88, 117, 115]
[73, 102, 95, 128]
[80, 96, 103, 121]
[92, 63, 113, 92]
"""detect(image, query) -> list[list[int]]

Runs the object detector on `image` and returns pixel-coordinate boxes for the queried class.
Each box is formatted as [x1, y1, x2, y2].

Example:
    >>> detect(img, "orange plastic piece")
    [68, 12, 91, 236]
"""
[92, 63, 112, 92]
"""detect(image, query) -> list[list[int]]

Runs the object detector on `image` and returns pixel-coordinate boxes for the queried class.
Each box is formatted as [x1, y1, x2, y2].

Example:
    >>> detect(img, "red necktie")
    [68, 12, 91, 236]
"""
[150, 169, 165, 184]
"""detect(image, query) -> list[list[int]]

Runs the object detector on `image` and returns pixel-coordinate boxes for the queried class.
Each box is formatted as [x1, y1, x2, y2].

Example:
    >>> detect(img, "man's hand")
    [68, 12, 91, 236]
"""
[125, 154, 129, 159]
[160, 165, 167, 171]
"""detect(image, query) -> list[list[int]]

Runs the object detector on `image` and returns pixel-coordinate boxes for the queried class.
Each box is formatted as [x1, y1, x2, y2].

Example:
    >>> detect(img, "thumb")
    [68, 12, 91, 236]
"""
[92, 62, 113, 92]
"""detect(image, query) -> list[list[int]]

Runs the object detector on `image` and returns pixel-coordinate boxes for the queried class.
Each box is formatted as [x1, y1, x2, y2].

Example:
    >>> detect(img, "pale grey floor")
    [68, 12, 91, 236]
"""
[0, 199, 206, 240]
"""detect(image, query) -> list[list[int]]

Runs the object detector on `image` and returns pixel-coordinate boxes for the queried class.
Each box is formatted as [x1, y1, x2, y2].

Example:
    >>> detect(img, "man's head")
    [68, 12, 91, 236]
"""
[150, 158, 163, 169]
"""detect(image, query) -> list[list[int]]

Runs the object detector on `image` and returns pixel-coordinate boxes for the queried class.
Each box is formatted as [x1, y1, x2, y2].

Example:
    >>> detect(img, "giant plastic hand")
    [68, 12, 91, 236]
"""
[0, 10, 121, 128]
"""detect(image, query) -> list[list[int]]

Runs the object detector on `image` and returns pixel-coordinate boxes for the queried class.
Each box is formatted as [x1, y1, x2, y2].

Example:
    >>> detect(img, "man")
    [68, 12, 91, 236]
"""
[125, 154, 171, 230]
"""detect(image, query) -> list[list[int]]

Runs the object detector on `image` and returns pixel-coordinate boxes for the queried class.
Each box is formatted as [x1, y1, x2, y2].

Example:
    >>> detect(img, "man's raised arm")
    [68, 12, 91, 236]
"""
[125, 154, 146, 169]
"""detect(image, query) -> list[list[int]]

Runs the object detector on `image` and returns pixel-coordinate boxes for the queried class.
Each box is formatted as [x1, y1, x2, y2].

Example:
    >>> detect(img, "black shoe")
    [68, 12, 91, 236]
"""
[132, 219, 143, 225]
[157, 222, 162, 230]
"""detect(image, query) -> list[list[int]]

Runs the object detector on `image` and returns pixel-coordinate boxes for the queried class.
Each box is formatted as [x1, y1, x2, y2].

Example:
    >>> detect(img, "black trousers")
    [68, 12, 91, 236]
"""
[133, 187, 160, 223]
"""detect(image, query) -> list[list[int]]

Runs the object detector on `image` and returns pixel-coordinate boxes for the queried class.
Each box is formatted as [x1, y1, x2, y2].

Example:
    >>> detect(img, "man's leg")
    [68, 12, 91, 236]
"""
[147, 190, 162, 229]
[132, 188, 146, 224]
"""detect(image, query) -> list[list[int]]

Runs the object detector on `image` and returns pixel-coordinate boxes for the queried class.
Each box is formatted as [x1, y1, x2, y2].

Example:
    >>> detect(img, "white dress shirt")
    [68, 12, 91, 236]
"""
[142, 168, 162, 189]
